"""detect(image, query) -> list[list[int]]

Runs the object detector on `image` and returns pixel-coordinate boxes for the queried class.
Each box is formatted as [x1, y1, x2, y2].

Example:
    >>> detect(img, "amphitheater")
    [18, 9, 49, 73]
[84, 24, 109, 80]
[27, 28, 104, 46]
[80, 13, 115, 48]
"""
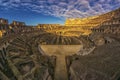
[0, 8, 120, 80]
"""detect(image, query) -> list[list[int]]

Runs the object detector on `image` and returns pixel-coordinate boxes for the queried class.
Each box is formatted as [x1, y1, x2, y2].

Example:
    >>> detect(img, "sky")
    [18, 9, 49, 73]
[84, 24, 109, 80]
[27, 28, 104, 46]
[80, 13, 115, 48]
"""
[0, 0, 120, 25]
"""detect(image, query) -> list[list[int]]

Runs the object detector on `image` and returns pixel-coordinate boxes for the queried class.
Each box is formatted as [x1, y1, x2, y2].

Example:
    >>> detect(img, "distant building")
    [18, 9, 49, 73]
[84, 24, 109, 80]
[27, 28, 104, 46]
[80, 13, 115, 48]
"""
[37, 24, 60, 30]
[0, 18, 8, 25]
[11, 21, 25, 26]
[0, 18, 9, 31]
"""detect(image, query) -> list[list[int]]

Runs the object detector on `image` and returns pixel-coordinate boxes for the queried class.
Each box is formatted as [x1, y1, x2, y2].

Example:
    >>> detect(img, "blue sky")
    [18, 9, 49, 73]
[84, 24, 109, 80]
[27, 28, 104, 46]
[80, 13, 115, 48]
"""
[0, 0, 120, 25]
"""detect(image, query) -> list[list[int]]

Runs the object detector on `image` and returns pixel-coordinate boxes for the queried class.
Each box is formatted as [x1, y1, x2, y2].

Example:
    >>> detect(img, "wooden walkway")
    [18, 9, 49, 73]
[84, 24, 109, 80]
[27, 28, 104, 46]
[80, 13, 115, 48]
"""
[54, 55, 68, 80]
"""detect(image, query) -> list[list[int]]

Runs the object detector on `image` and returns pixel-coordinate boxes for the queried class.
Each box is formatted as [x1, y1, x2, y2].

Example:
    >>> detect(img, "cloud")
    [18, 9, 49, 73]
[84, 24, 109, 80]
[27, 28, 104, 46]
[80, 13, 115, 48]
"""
[0, 0, 120, 18]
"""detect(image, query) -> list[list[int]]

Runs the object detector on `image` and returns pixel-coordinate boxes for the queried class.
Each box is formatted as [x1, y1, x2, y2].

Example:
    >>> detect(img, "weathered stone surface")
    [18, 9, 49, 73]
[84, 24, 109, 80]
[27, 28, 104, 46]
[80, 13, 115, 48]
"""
[0, 8, 120, 80]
